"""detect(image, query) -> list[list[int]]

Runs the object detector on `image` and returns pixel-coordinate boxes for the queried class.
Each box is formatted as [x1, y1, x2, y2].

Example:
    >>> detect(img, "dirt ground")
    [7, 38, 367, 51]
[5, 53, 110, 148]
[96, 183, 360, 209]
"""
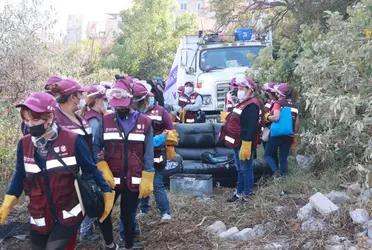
[1, 167, 371, 249]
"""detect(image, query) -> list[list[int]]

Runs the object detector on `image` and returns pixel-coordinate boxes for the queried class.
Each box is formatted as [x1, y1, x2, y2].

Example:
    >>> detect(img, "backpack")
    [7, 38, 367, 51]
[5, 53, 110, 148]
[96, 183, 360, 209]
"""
[270, 106, 294, 137]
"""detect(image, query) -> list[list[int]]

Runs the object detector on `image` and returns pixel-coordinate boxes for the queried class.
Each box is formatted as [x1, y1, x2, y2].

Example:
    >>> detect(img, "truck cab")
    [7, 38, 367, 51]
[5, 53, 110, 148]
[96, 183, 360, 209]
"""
[164, 29, 271, 120]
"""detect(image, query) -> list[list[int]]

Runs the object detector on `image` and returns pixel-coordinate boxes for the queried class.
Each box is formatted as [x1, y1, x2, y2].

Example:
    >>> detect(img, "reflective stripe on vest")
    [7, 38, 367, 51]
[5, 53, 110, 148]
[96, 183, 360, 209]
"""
[264, 103, 271, 109]
[154, 155, 163, 163]
[62, 203, 82, 219]
[225, 135, 236, 144]
[148, 115, 162, 121]
[186, 118, 195, 123]
[128, 133, 145, 142]
[227, 103, 234, 108]
[46, 156, 77, 170]
[24, 163, 41, 173]
[114, 177, 121, 185]
[232, 108, 242, 115]
[179, 97, 188, 102]
[103, 132, 123, 141]
[115, 176, 141, 185]
[30, 217, 46, 227]
[291, 108, 299, 114]
[71, 127, 92, 135]
[132, 177, 141, 185]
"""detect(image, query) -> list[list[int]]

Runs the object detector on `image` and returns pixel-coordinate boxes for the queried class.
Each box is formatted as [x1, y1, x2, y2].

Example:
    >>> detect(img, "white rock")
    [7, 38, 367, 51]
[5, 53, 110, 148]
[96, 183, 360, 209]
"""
[263, 243, 284, 250]
[303, 241, 315, 250]
[368, 220, 372, 239]
[301, 217, 326, 232]
[324, 245, 344, 250]
[347, 183, 362, 196]
[218, 227, 239, 239]
[234, 228, 255, 241]
[297, 203, 314, 221]
[207, 220, 226, 234]
[347, 247, 357, 250]
[296, 154, 313, 169]
[309, 192, 339, 216]
[326, 191, 350, 205]
[253, 224, 266, 237]
[349, 209, 369, 224]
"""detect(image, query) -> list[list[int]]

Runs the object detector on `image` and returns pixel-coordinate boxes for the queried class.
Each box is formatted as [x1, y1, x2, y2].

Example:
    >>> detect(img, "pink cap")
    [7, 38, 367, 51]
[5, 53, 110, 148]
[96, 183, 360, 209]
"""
[236, 77, 257, 91]
[85, 84, 106, 98]
[16, 92, 56, 113]
[229, 77, 239, 90]
[132, 82, 154, 102]
[45, 76, 63, 89]
[262, 82, 276, 92]
[177, 86, 185, 94]
[275, 83, 289, 96]
[56, 79, 86, 96]
[108, 79, 133, 108]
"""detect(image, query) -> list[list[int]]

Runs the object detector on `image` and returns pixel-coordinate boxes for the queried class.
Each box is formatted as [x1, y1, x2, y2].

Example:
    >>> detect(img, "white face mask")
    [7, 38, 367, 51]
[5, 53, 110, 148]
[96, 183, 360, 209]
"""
[184, 86, 193, 95]
[77, 99, 86, 110]
[102, 101, 108, 112]
[237, 90, 247, 101]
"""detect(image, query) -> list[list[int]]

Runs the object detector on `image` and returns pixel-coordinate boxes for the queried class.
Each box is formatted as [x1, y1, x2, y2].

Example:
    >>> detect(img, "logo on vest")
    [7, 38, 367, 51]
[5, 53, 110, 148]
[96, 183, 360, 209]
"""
[54, 147, 60, 153]
[61, 145, 67, 153]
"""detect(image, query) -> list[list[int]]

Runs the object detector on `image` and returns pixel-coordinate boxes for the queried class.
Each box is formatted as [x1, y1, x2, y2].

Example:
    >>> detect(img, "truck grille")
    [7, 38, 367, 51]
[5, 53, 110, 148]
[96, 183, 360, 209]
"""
[216, 82, 230, 110]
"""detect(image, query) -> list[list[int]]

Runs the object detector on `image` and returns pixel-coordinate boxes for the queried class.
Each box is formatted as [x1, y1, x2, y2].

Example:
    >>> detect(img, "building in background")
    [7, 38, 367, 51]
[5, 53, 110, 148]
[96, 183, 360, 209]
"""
[86, 13, 121, 45]
[64, 14, 83, 45]
[176, 0, 216, 31]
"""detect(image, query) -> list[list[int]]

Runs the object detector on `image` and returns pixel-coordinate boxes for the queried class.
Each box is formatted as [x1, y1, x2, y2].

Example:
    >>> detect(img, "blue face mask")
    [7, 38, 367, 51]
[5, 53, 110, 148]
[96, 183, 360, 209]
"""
[148, 96, 155, 107]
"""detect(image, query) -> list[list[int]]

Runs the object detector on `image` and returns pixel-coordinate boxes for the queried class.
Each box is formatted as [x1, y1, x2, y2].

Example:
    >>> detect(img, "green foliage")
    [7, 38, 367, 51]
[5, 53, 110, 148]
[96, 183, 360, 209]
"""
[102, 0, 197, 79]
[249, 0, 372, 174]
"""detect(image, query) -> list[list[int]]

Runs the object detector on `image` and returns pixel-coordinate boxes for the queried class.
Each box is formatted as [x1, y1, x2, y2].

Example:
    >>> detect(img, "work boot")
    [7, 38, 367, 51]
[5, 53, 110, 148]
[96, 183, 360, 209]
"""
[226, 194, 240, 202]
[105, 242, 119, 250]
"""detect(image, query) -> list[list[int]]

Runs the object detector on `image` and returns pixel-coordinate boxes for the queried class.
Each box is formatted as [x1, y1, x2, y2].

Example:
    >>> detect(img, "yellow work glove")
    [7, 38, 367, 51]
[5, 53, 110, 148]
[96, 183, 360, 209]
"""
[179, 110, 186, 123]
[220, 111, 229, 123]
[96, 161, 116, 189]
[264, 112, 271, 124]
[0, 195, 18, 224]
[166, 146, 176, 160]
[99, 191, 115, 223]
[239, 141, 252, 161]
[166, 129, 179, 146]
[138, 171, 154, 199]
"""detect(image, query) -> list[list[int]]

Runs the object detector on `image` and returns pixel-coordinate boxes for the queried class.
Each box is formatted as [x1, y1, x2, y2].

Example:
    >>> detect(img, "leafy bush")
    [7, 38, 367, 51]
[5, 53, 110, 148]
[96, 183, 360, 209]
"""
[249, 0, 372, 176]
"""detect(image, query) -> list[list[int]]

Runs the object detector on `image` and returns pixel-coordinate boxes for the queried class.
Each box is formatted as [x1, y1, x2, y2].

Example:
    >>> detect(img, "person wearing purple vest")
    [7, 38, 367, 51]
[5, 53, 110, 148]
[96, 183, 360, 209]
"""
[173, 81, 202, 123]
[0, 92, 113, 249]
[98, 79, 155, 250]
[131, 82, 174, 222]
[20, 76, 63, 136]
[220, 76, 261, 203]
[264, 83, 300, 177]
[52, 78, 94, 150]
[78, 84, 116, 242]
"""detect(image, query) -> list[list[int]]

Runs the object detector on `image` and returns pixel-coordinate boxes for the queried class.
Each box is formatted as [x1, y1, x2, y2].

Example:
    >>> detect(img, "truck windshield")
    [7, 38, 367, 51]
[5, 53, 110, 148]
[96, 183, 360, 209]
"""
[199, 46, 263, 72]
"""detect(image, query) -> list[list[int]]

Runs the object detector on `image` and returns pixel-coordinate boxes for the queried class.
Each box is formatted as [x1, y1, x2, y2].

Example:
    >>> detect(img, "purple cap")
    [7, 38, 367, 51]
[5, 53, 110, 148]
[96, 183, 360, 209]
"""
[56, 79, 86, 96]
[85, 84, 106, 98]
[236, 77, 257, 91]
[108, 79, 133, 108]
[262, 82, 276, 92]
[16, 92, 56, 113]
[132, 82, 154, 101]
[275, 83, 289, 96]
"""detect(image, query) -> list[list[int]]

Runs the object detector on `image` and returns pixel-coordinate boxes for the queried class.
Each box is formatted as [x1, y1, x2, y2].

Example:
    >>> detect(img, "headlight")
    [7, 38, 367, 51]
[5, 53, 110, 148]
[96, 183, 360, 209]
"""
[202, 95, 212, 105]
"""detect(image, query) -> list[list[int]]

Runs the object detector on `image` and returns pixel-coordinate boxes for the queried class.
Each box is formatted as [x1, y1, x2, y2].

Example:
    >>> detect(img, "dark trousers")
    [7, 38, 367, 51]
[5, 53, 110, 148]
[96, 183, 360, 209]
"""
[30, 223, 78, 250]
[264, 136, 291, 175]
[99, 185, 139, 249]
